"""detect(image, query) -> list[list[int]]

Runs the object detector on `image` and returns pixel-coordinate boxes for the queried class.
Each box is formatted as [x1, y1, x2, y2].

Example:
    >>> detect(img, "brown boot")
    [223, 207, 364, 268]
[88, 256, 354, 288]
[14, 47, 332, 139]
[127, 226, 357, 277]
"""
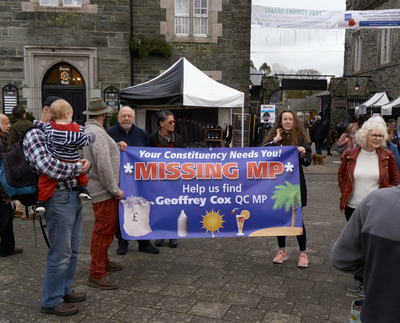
[64, 290, 86, 303]
[88, 275, 119, 290]
[21, 213, 40, 220]
[14, 211, 23, 218]
[105, 261, 123, 271]
[41, 301, 78, 316]
[0, 247, 23, 257]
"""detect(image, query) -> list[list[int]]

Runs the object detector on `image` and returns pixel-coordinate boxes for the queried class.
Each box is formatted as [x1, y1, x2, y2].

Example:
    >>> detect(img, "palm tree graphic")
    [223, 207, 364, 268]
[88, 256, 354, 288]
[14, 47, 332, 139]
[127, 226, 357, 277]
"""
[271, 181, 301, 227]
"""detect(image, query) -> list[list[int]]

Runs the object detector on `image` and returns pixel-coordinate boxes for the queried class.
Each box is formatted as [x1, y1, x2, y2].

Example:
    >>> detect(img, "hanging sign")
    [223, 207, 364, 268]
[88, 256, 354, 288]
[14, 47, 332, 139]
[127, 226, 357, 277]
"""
[252, 5, 400, 29]
[339, 10, 400, 28]
[2, 84, 18, 115]
[281, 79, 327, 91]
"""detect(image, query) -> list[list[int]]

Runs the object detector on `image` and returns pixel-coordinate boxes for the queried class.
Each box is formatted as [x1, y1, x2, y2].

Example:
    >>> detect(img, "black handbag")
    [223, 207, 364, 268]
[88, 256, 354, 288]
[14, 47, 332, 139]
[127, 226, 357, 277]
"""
[335, 142, 348, 154]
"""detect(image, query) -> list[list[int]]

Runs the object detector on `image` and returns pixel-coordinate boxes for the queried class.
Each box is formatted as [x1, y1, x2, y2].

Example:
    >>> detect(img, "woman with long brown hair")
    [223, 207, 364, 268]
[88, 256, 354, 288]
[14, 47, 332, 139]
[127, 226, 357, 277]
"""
[262, 109, 312, 268]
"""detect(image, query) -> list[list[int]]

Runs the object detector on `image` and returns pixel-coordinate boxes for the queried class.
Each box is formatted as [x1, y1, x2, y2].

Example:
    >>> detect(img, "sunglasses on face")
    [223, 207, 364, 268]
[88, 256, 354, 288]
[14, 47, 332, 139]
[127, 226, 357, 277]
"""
[166, 120, 176, 125]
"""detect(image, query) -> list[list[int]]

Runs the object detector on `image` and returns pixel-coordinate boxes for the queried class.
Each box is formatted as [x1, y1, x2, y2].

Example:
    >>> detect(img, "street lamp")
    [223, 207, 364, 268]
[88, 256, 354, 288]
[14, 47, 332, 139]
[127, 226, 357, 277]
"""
[343, 75, 371, 92]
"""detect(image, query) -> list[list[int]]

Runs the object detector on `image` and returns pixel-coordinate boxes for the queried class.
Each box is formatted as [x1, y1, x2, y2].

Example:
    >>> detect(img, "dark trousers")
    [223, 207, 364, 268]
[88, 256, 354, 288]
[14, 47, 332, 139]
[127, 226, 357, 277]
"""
[315, 141, 323, 155]
[345, 206, 363, 284]
[0, 201, 15, 256]
[115, 218, 151, 248]
[277, 221, 307, 251]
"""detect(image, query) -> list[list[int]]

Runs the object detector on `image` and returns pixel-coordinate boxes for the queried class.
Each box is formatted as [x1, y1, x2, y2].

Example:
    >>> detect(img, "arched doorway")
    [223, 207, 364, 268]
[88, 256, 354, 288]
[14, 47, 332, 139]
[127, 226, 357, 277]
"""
[42, 62, 86, 125]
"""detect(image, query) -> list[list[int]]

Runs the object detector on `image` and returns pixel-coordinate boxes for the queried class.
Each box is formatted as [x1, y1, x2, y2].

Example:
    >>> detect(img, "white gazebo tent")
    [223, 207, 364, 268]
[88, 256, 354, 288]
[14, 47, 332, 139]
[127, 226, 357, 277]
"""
[354, 92, 390, 115]
[120, 57, 245, 146]
[379, 97, 400, 116]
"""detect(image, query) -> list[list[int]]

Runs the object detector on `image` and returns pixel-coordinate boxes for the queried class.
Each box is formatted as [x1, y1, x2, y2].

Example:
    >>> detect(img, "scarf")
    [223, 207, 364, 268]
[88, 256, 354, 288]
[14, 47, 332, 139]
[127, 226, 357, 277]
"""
[158, 130, 175, 147]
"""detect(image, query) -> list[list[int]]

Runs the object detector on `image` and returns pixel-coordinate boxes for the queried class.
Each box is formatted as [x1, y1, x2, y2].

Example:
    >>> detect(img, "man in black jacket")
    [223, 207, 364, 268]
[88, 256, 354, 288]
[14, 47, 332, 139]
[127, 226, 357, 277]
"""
[0, 114, 23, 257]
[8, 104, 34, 218]
[107, 106, 159, 255]
[309, 116, 327, 155]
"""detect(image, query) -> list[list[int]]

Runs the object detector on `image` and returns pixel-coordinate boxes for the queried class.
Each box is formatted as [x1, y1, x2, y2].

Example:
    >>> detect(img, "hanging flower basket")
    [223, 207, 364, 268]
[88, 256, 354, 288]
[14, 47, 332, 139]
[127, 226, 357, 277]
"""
[130, 35, 172, 59]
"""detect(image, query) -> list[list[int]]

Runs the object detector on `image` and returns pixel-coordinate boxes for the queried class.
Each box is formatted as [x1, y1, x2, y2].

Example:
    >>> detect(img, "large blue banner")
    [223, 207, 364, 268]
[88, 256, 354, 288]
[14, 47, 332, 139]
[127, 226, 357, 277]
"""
[119, 146, 303, 239]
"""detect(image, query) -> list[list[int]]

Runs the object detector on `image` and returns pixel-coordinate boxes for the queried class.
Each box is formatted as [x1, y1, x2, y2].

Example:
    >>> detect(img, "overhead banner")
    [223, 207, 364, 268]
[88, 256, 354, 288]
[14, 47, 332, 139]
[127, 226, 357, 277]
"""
[252, 5, 400, 29]
[119, 147, 303, 240]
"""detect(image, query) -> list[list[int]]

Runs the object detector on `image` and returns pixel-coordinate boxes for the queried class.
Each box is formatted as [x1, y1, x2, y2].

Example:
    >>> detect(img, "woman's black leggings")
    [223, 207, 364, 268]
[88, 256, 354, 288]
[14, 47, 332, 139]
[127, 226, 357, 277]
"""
[277, 221, 306, 251]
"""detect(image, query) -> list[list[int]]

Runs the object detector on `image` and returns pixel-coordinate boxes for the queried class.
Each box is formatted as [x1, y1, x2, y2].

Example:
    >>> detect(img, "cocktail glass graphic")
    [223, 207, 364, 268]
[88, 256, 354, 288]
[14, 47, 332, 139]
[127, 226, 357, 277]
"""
[232, 208, 250, 236]
[236, 213, 245, 235]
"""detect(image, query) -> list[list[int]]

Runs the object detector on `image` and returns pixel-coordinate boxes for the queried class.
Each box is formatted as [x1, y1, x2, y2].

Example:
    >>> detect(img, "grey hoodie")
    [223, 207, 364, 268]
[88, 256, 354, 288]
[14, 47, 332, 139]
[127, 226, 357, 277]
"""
[331, 186, 400, 323]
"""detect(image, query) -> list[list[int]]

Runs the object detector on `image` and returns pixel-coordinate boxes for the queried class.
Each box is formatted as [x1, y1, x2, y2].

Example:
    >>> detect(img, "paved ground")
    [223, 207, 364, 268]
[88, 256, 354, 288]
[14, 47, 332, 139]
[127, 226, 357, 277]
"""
[0, 150, 359, 323]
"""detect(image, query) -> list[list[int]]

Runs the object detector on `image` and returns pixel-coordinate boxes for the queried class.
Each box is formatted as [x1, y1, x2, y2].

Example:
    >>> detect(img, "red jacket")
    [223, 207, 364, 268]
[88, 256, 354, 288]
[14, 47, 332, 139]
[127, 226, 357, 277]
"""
[338, 147, 399, 212]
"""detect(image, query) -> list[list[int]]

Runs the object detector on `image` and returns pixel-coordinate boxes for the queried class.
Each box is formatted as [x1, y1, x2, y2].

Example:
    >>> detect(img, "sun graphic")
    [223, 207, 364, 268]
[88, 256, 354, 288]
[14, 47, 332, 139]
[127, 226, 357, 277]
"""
[200, 209, 225, 237]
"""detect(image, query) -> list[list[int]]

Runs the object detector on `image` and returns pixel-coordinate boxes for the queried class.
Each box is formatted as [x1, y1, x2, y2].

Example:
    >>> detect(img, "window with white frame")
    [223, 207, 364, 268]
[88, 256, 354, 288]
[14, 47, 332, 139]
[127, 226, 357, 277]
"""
[353, 33, 362, 72]
[40, 0, 82, 6]
[23, 0, 95, 13]
[175, 0, 190, 35]
[175, 0, 208, 37]
[380, 29, 391, 64]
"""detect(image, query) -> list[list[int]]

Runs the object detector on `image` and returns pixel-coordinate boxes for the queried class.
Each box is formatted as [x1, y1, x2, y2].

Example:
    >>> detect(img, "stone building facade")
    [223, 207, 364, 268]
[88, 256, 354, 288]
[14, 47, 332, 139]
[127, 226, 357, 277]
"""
[343, 0, 400, 98]
[0, 0, 250, 137]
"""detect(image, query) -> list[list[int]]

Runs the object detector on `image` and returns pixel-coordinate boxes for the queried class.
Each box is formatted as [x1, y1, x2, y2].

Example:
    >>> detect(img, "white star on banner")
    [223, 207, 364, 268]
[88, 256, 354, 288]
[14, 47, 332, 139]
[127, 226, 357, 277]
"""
[284, 162, 294, 173]
[124, 163, 134, 174]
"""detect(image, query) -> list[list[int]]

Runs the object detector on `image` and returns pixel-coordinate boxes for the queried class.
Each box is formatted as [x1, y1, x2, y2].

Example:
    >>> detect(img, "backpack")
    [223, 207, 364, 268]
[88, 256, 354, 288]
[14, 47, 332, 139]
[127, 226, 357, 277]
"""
[0, 126, 39, 206]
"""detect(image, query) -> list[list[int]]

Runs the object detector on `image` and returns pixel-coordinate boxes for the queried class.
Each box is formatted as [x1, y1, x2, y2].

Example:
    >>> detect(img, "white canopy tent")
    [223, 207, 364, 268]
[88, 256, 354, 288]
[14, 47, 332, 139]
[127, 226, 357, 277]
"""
[120, 57, 246, 146]
[379, 97, 400, 116]
[353, 92, 390, 115]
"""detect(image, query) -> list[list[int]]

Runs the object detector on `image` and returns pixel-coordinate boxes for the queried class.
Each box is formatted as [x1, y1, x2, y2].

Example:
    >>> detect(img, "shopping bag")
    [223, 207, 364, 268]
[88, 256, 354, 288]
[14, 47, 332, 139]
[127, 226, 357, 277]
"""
[350, 299, 363, 323]
[121, 196, 152, 237]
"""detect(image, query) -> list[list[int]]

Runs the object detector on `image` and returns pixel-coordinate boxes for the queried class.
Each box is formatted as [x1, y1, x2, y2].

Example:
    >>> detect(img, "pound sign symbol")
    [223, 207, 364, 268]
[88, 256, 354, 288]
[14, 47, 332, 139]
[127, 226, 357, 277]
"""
[132, 212, 138, 222]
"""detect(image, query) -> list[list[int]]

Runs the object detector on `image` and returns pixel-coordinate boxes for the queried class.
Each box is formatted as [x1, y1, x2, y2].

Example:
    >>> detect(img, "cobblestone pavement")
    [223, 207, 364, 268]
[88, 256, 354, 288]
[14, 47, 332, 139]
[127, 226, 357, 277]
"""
[0, 151, 359, 323]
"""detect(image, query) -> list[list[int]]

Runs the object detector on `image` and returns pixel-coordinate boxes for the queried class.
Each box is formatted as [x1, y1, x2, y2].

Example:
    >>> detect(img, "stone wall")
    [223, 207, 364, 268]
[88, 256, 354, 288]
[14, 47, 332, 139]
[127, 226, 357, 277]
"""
[0, 0, 132, 110]
[343, 0, 400, 98]
[0, 0, 250, 114]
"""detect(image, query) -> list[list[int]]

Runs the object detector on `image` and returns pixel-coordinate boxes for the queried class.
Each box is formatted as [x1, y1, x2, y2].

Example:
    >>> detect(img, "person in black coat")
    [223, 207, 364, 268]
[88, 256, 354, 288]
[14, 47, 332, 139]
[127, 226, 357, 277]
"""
[0, 114, 23, 257]
[262, 109, 311, 268]
[149, 110, 184, 247]
[309, 115, 327, 155]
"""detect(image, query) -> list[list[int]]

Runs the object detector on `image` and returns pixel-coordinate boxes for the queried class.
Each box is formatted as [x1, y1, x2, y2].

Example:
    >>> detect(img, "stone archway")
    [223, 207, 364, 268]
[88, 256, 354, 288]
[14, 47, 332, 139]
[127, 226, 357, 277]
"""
[22, 46, 101, 118]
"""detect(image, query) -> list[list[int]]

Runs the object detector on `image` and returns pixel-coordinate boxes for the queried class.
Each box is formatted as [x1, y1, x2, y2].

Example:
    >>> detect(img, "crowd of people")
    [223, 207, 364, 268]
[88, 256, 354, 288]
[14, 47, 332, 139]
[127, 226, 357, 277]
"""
[0, 97, 185, 316]
[2, 99, 400, 321]
[332, 116, 400, 323]
[260, 111, 400, 322]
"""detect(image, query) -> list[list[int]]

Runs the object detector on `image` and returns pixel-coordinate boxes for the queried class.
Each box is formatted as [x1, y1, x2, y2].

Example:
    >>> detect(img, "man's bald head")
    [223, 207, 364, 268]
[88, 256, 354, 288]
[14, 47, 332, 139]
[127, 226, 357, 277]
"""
[117, 106, 135, 132]
[0, 114, 11, 134]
